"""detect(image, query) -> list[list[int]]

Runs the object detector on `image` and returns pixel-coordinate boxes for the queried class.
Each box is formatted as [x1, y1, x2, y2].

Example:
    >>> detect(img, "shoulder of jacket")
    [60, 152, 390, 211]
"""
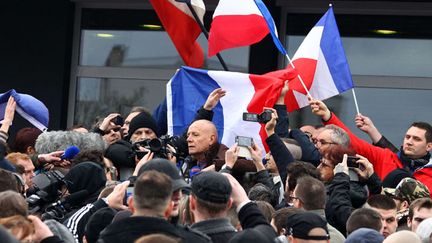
[179, 225, 212, 242]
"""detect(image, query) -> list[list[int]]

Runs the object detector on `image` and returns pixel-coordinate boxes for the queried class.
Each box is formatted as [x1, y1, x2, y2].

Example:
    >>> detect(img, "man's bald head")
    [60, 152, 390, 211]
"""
[187, 120, 218, 160]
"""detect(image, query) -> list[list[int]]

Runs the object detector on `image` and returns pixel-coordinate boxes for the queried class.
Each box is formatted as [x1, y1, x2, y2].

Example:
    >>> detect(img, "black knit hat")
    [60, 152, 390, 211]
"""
[127, 112, 159, 139]
[84, 207, 117, 243]
[192, 171, 232, 204]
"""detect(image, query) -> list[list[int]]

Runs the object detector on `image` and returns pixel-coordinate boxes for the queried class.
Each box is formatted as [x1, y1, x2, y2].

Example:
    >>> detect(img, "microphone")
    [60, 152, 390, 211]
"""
[52, 189, 89, 208]
[61, 146, 80, 160]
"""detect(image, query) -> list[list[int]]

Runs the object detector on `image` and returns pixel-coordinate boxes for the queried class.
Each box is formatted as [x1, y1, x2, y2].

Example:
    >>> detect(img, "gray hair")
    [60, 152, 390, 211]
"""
[324, 124, 350, 147]
[35, 131, 107, 154]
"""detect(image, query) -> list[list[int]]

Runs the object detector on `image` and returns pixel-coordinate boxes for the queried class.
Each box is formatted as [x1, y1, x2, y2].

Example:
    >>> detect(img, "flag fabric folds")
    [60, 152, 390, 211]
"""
[167, 66, 285, 151]
[150, 0, 205, 68]
[253, 0, 287, 55]
[0, 89, 49, 131]
[281, 7, 354, 112]
[208, 0, 270, 57]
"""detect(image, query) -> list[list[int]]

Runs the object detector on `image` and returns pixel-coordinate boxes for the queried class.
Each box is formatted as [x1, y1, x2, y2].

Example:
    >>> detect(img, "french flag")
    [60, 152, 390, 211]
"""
[208, 0, 270, 57]
[0, 89, 49, 131]
[281, 7, 354, 112]
[150, 0, 205, 68]
[167, 66, 285, 152]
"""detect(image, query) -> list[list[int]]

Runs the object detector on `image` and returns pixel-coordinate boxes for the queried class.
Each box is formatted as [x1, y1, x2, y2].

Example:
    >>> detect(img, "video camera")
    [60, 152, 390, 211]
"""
[132, 135, 188, 160]
[243, 109, 272, 124]
[26, 170, 66, 214]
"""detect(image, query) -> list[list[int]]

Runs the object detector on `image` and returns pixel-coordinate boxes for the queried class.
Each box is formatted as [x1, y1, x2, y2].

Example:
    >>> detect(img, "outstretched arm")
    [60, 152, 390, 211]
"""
[0, 96, 16, 143]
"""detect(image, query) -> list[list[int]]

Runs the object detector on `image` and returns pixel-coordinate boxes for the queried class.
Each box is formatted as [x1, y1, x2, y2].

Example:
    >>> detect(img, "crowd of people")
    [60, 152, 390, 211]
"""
[0, 84, 431, 243]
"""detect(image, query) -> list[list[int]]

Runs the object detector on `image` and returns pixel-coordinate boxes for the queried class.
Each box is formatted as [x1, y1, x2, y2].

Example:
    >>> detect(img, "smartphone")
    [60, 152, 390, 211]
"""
[113, 116, 124, 126]
[235, 136, 253, 147]
[126, 186, 134, 198]
[347, 156, 360, 168]
[235, 136, 253, 158]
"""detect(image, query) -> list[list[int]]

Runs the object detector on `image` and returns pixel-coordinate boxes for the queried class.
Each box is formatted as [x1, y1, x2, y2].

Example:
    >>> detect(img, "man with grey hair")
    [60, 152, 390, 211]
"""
[313, 124, 350, 154]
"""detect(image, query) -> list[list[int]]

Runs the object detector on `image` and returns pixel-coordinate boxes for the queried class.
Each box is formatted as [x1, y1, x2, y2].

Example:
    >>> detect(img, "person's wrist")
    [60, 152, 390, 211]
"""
[323, 110, 331, 122]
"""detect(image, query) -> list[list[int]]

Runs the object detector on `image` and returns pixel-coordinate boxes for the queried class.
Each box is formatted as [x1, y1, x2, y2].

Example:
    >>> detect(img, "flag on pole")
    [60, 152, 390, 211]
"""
[0, 89, 49, 131]
[208, 0, 270, 57]
[167, 66, 287, 151]
[253, 0, 287, 55]
[150, 0, 205, 68]
[276, 7, 354, 112]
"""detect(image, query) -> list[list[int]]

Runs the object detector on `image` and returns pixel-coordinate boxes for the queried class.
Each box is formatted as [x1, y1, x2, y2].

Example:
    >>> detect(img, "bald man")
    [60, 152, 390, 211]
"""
[187, 119, 255, 173]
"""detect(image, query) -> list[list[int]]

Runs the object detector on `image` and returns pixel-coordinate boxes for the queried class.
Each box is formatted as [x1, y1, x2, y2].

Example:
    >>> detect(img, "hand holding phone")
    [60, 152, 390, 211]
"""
[346, 156, 360, 168]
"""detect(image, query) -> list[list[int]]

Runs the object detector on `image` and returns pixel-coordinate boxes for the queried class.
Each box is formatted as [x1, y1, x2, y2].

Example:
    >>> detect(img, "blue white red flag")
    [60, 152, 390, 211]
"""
[208, 0, 270, 57]
[150, 0, 205, 68]
[167, 66, 286, 151]
[278, 7, 354, 112]
[0, 89, 49, 131]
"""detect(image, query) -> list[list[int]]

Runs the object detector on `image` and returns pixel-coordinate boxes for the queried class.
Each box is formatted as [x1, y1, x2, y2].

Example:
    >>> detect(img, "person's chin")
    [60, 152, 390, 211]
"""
[382, 232, 390, 238]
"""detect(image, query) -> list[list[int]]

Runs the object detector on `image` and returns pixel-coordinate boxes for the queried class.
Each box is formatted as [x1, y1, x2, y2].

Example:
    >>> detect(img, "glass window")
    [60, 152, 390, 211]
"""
[74, 77, 167, 127]
[288, 87, 432, 147]
[286, 36, 432, 77]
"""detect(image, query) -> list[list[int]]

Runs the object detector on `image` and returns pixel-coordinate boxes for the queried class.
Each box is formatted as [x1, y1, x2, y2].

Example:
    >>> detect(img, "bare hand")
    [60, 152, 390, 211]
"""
[334, 154, 349, 175]
[28, 215, 54, 242]
[221, 173, 249, 207]
[38, 151, 63, 164]
[276, 81, 289, 104]
[99, 113, 121, 131]
[355, 114, 375, 133]
[202, 164, 215, 172]
[249, 142, 265, 171]
[106, 181, 130, 210]
[353, 154, 374, 180]
[309, 98, 331, 121]
[0, 96, 16, 133]
[225, 144, 239, 168]
[203, 88, 226, 111]
[133, 151, 154, 176]
[264, 108, 278, 136]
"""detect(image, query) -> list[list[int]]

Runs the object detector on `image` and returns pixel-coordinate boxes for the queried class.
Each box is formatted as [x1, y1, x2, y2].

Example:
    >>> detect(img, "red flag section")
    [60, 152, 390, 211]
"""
[150, 0, 205, 68]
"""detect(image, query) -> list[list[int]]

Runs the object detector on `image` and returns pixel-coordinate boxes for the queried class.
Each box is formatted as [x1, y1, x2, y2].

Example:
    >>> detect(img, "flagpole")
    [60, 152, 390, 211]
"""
[284, 54, 312, 98]
[176, 0, 229, 71]
[351, 89, 360, 115]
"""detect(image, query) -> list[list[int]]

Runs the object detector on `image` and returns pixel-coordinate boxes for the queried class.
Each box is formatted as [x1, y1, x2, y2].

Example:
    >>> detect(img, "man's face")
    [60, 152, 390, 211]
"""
[103, 128, 121, 145]
[186, 121, 216, 157]
[317, 157, 335, 182]
[292, 187, 302, 209]
[373, 207, 397, 238]
[122, 111, 140, 137]
[130, 127, 157, 143]
[402, 126, 432, 159]
[314, 129, 336, 154]
[408, 207, 432, 232]
[17, 158, 35, 188]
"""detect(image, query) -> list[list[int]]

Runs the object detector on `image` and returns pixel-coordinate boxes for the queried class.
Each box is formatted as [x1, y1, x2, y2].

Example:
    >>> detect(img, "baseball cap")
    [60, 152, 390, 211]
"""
[384, 178, 430, 204]
[138, 158, 190, 191]
[191, 171, 232, 204]
[286, 212, 329, 240]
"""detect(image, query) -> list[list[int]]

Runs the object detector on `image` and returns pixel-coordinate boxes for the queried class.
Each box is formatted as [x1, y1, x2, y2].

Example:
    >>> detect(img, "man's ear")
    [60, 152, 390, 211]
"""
[426, 142, 432, 152]
[401, 200, 409, 210]
[209, 134, 217, 145]
[189, 195, 196, 211]
[26, 146, 36, 155]
[227, 197, 233, 210]
[127, 196, 135, 213]
[164, 201, 174, 219]
[407, 216, 412, 228]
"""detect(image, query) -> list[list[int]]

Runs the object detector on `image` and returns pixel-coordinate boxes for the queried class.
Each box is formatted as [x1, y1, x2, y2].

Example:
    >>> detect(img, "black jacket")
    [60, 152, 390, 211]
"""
[98, 216, 211, 243]
[191, 218, 236, 243]
[325, 173, 353, 235]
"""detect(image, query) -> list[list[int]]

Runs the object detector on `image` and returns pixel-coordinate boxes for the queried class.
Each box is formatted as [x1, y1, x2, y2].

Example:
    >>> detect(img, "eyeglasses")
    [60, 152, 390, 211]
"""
[289, 196, 302, 203]
[313, 139, 337, 146]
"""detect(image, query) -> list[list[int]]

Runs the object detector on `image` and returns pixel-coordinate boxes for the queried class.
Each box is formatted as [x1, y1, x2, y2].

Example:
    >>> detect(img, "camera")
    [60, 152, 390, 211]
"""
[132, 135, 188, 160]
[243, 109, 272, 124]
[235, 136, 253, 158]
[26, 170, 66, 214]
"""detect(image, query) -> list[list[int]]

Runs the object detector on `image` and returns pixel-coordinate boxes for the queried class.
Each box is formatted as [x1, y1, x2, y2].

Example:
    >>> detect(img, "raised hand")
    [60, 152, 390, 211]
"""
[309, 98, 331, 121]
[203, 88, 226, 111]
